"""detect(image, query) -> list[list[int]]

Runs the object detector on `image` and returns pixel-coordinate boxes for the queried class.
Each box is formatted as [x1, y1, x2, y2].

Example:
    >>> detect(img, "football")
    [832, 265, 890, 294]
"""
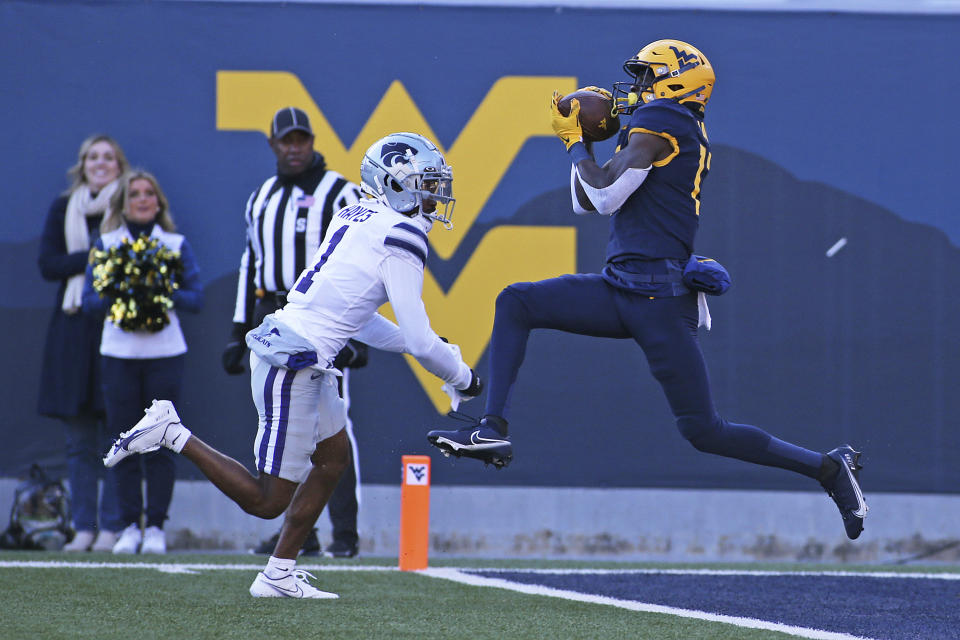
[557, 90, 620, 142]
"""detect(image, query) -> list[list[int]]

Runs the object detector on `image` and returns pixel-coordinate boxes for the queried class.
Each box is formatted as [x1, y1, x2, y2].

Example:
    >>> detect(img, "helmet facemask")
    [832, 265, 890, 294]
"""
[360, 133, 456, 229]
[613, 61, 657, 115]
[414, 167, 455, 229]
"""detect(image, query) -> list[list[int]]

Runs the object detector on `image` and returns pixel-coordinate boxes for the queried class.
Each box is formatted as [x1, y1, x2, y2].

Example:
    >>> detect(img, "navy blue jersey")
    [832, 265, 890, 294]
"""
[607, 99, 710, 262]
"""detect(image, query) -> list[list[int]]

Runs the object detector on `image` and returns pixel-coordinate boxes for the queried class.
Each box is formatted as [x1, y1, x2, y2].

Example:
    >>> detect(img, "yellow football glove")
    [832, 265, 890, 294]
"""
[579, 85, 613, 101]
[550, 90, 582, 150]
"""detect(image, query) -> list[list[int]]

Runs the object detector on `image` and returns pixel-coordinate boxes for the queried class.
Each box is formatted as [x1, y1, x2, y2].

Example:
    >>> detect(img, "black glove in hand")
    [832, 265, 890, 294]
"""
[461, 369, 483, 398]
[333, 339, 369, 370]
[221, 322, 249, 375]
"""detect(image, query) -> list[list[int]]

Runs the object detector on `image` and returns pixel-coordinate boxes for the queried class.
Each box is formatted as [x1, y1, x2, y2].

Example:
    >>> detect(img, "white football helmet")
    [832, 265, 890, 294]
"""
[360, 132, 455, 228]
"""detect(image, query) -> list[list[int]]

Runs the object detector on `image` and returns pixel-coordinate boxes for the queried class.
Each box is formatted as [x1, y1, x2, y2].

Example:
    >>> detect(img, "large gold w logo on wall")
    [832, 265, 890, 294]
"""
[217, 72, 578, 412]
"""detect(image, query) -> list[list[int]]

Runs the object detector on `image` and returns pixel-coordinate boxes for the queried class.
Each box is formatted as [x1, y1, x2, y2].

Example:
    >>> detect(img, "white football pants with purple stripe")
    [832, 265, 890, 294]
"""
[250, 353, 346, 483]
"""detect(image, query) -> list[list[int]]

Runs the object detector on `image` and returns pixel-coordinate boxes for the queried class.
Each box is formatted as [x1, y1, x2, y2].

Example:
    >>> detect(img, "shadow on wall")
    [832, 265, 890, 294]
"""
[4, 146, 959, 494]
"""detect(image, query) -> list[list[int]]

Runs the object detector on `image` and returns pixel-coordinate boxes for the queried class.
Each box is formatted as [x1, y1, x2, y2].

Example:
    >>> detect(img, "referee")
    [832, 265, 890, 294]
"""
[222, 106, 365, 558]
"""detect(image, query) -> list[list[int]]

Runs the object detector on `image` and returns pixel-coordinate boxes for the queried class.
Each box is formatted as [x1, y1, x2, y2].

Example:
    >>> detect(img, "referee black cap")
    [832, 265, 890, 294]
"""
[271, 107, 313, 139]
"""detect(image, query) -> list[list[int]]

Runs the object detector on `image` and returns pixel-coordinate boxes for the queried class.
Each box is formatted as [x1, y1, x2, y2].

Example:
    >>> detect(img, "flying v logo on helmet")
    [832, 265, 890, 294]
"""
[669, 46, 699, 66]
[381, 142, 418, 167]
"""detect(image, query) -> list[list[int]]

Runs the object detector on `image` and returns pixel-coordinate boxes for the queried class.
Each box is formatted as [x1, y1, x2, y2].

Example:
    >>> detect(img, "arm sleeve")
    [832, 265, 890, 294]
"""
[575, 165, 650, 215]
[352, 313, 406, 352]
[172, 238, 204, 312]
[570, 165, 592, 216]
[38, 197, 89, 281]
[379, 252, 472, 388]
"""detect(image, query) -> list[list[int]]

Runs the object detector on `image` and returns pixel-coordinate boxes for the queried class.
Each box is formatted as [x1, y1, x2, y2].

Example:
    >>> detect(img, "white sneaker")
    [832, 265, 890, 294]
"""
[63, 530, 95, 552]
[112, 524, 142, 554]
[249, 570, 339, 599]
[90, 530, 118, 552]
[140, 526, 167, 554]
[103, 400, 187, 467]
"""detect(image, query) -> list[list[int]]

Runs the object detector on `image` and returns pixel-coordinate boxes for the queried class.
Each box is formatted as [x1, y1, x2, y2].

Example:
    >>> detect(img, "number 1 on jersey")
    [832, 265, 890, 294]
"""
[691, 143, 711, 216]
[691, 120, 711, 216]
[294, 225, 348, 294]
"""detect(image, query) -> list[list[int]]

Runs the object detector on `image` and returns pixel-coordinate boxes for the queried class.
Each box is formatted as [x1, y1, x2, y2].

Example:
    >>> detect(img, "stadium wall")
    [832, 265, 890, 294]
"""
[3, 478, 956, 562]
[2, 1, 958, 554]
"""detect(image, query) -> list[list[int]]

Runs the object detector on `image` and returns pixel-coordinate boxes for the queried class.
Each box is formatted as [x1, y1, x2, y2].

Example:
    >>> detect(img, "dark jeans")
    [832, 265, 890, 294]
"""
[102, 354, 184, 529]
[63, 413, 121, 532]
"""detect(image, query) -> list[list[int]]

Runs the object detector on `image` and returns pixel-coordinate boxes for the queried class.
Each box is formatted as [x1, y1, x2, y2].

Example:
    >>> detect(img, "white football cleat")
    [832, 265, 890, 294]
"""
[103, 400, 188, 467]
[249, 570, 339, 599]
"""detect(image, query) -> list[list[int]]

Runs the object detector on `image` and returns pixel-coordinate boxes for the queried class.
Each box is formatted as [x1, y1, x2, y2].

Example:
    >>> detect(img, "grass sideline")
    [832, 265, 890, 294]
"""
[2, 552, 954, 639]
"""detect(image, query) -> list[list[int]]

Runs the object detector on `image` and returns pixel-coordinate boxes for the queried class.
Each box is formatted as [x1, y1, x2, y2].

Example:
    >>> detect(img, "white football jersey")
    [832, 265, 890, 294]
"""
[270, 198, 469, 387]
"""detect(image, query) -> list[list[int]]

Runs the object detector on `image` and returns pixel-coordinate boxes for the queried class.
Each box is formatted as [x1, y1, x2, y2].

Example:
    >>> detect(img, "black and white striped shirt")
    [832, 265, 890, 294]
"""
[232, 154, 361, 326]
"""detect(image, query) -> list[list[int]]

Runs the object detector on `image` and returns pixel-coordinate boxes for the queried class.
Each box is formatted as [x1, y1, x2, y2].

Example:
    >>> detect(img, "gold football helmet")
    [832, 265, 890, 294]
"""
[613, 39, 714, 114]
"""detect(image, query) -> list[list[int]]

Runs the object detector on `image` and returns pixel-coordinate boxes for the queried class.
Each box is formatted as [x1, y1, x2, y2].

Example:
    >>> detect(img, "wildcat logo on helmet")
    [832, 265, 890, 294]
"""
[381, 142, 418, 167]
[359, 132, 455, 232]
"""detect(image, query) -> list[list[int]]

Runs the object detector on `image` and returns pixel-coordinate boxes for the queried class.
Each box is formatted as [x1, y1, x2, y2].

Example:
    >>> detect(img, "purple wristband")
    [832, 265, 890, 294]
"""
[567, 141, 591, 165]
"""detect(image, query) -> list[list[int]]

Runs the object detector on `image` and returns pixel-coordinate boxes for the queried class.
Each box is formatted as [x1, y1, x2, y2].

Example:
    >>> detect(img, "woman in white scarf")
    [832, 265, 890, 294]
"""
[38, 134, 130, 552]
[61, 140, 127, 312]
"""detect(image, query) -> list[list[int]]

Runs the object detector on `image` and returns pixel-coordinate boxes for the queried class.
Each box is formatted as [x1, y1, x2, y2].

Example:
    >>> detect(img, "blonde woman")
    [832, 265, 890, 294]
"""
[38, 135, 129, 552]
[83, 171, 203, 554]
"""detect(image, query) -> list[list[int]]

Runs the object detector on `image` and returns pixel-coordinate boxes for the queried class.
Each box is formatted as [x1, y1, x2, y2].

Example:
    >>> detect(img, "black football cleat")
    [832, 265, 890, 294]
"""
[427, 418, 513, 469]
[251, 527, 320, 556]
[822, 445, 869, 540]
[324, 540, 358, 558]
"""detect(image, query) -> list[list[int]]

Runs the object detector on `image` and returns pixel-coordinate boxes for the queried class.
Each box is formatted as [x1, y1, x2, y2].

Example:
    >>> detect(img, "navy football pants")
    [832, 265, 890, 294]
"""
[484, 274, 823, 479]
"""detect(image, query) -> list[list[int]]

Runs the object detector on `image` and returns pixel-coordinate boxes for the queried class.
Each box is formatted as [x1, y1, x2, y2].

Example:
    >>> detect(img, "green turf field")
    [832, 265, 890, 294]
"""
[2, 552, 954, 640]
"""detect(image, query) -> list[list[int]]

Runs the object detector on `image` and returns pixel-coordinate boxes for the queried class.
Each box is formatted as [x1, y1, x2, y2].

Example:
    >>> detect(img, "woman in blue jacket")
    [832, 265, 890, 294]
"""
[39, 135, 130, 552]
[83, 170, 203, 554]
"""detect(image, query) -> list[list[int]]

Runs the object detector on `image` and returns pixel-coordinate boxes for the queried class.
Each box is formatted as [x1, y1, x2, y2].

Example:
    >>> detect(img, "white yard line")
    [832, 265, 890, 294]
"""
[422, 567, 876, 640]
[0, 560, 396, 572]
[1, 561, 957, 580]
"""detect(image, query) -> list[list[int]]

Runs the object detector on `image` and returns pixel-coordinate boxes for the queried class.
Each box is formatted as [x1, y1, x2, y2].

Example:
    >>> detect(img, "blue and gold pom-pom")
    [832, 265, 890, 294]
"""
[90, 234, 183, 333]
